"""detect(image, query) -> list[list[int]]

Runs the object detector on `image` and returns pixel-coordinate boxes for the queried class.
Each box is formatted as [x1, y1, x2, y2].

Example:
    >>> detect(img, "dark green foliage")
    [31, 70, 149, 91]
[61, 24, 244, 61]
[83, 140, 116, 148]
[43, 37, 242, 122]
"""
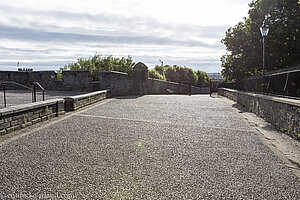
[149, 64, 209, 87]
[58, 54, 135, 80]
[149, 68, 166, 80]
[221, 0, 300, 81]
[196, 70, 210, 87]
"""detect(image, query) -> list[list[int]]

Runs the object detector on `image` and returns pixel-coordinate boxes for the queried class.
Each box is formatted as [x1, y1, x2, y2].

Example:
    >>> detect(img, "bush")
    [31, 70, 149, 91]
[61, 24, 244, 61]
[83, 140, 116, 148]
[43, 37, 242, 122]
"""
[58, 54, 135, 80]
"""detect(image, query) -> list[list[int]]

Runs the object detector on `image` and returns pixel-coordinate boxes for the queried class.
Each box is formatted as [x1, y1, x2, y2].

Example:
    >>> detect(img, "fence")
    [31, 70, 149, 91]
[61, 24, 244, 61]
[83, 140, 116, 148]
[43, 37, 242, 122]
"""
[219, 66, 300, 98]
[0, 81, 45, 107]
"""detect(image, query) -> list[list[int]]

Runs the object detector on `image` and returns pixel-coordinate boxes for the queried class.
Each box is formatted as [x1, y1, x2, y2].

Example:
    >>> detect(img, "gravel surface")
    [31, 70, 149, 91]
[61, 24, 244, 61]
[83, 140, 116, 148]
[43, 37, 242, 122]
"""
[0, 90, 86, 108]
[0, 95, 299, 199]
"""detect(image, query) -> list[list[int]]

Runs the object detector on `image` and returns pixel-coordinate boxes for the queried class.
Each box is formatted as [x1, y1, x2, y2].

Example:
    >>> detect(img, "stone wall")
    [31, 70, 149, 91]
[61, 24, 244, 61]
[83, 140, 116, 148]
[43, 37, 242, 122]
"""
[148, 78, 209, 94]
[0, 71, 58, 90]
[0, 90, 110, 135]
[62, 71, 94, 91]
[0, 62, 210, 95]
[218, 88, 300, 140]
[0, 70, 98, 91]
[64, 90, 110, 111]
[0, 99, 65, 135]
[99, 71, 132, 96]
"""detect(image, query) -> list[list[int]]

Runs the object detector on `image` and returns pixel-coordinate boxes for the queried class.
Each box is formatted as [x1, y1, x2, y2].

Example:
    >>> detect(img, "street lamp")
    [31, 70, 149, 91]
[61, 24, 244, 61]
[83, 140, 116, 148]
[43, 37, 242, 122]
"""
[260, 18, 269, 93]
[260, 18, 269, 73]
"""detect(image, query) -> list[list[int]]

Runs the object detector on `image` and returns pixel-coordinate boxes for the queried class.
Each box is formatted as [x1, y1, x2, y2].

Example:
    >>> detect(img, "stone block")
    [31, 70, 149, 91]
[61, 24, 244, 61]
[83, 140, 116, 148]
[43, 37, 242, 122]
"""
[11, 120, 20, 126]
[6, 127, 14, 133]
[32, 118, 42, 124]
[4, 117, 13, 123]
[0, 122, 10, 129]
[41, 116, 48, 122]
[12, 125, 21, 131]
[0, 129, 7, 135]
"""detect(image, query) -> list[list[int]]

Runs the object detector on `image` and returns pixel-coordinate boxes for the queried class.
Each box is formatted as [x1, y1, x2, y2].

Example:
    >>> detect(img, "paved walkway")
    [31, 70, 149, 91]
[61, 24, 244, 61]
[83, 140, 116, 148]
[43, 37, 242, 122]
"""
[0, 95, 299, 199]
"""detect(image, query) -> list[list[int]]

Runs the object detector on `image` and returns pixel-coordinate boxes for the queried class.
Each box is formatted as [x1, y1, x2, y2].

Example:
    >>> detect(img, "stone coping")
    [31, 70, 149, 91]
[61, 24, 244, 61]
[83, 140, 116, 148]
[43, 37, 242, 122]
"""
[0, 98, 64, 116]
[64, 90, 110, 101]
[99, 70, 128, 75]
[149, 78, 183, 86]
[220, 88, 300, 107]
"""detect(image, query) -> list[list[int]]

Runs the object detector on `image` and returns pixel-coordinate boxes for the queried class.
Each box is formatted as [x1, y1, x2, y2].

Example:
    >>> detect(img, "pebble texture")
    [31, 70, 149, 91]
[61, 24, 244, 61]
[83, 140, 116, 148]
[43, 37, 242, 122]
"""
[0, 95, 299, 199]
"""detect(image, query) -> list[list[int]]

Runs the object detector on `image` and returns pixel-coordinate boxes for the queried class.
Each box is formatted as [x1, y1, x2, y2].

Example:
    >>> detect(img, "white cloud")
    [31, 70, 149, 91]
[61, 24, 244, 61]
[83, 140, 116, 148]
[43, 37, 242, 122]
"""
[0, 0, 250, 72]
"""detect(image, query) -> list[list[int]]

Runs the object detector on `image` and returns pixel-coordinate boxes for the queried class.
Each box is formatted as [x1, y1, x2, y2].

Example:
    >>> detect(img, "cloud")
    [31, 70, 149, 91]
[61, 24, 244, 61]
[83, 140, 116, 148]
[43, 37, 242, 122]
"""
[0, 24, 224, 49]
[0, 0, 250, 72]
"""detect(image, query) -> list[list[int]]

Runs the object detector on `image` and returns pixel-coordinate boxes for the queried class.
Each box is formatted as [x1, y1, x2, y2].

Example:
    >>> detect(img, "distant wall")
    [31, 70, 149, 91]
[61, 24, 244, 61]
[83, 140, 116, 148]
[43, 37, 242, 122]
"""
[0, 70, 98, 92]
[148, 78, 209, 94]
[99, 71, 132, 96]
[218, 88, 300, 140]
[0, 62, 210, 95]
[62, 71, 94, 91]
[0, 71, 58, 90]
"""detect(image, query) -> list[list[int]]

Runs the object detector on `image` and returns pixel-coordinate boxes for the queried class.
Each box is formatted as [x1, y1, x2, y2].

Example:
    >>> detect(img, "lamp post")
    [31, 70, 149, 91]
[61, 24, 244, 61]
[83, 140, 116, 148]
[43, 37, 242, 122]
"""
[260, 18, 269, 93]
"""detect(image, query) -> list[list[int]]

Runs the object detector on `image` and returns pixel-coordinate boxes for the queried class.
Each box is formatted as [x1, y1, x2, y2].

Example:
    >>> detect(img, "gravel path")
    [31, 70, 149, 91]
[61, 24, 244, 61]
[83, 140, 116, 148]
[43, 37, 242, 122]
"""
[0, 95, 299, 199]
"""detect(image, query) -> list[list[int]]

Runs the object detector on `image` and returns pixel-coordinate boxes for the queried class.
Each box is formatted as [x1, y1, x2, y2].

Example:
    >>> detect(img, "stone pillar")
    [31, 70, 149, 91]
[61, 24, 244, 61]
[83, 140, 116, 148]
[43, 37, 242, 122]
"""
[132, 62, 148, 95]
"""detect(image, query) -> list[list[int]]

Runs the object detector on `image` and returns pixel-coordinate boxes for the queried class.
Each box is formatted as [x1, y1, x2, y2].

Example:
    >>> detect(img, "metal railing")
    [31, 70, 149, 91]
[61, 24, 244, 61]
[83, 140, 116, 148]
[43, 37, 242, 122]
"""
[32, 82, 45, 102]
[0, 81, 45, 108]
[219, 66, 300, 99]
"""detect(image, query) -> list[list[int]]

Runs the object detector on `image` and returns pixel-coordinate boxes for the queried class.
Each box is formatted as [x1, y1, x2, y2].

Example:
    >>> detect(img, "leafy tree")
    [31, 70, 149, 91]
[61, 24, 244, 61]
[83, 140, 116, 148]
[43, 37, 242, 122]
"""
[149, 68, 165, 80]
[165, 66, 179, 82]
[154, 64, 165, 75]
[196, 70, 210, 87]
[221, 0, 300, 81]
[164, 65, 198, 86]
[58, 54, 135, 80]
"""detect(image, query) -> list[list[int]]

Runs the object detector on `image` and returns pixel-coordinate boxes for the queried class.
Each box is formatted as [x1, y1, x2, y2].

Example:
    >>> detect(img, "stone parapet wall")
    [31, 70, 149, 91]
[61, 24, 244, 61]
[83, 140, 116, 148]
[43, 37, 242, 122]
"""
[0, 70, 98, 92]
[99, 71, 132, 96]
[64, 90, 110, 111]
[0, 62, 210, 95]
[0, 90, 110, 136]
[0, 99, 65, 135]
[148, 78, 210, 94]
[218, 88, 300, 139]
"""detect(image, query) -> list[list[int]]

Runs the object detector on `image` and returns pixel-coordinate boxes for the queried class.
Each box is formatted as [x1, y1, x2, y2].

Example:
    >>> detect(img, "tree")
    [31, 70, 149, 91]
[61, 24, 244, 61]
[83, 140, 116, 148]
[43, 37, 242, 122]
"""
[196, 70, 210, 87]
[149, 69, 165, 80]
[58, 54, 135, 80]
[221, 0, 300, 81]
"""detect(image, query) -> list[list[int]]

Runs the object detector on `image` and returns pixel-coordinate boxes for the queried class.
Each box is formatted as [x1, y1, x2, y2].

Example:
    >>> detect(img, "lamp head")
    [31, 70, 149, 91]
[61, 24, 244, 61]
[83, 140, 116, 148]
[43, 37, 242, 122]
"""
[260, 19, 269, 37]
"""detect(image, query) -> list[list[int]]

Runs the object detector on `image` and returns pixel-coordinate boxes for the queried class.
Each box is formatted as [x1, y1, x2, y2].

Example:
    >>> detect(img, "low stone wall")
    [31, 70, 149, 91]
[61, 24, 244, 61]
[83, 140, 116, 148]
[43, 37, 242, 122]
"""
[0, 90, 110, 136]
[0, 99, 65, 135]
[148, 78, 210, 94]
[191, 86, 210, 94]
[218, 88, 300, 139]
[64, 90, 110, 111]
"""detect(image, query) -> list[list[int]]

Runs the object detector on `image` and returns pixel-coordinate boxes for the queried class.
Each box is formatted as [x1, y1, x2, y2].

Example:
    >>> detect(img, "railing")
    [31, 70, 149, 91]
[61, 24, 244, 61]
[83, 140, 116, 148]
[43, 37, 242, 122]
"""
[32, 82, 45, 102]
[219, 66, 300, 98]
[0, 81, 45, 107]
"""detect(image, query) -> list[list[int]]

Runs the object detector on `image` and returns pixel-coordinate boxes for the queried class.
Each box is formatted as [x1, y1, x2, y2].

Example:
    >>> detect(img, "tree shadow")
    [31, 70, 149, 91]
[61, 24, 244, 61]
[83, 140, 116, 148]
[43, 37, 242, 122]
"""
[114, 95, 143, 99]
[231, 103, 247, 113]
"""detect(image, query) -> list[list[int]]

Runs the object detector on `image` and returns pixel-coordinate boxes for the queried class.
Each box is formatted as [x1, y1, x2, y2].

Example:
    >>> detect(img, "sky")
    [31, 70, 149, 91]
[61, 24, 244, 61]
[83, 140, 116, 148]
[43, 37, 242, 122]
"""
[0, 0, 251, 73]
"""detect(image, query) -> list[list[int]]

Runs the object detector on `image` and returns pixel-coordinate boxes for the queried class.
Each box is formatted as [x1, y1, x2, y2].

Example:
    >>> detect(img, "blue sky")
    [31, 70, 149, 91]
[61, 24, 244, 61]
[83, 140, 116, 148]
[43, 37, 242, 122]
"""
[0, 0, 250, 73]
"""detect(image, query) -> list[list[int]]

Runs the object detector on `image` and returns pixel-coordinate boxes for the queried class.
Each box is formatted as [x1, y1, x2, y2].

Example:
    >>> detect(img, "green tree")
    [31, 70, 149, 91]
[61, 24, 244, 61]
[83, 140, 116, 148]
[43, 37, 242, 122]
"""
[154, 64, 165, 75]
[165, 66, 178, 82]
[58, 54, 135, 80]
[149, 69, 165, 80]
[221, 0, 300, 81]
[196, 70, 210, 87]
[164, 65, 198, 86]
